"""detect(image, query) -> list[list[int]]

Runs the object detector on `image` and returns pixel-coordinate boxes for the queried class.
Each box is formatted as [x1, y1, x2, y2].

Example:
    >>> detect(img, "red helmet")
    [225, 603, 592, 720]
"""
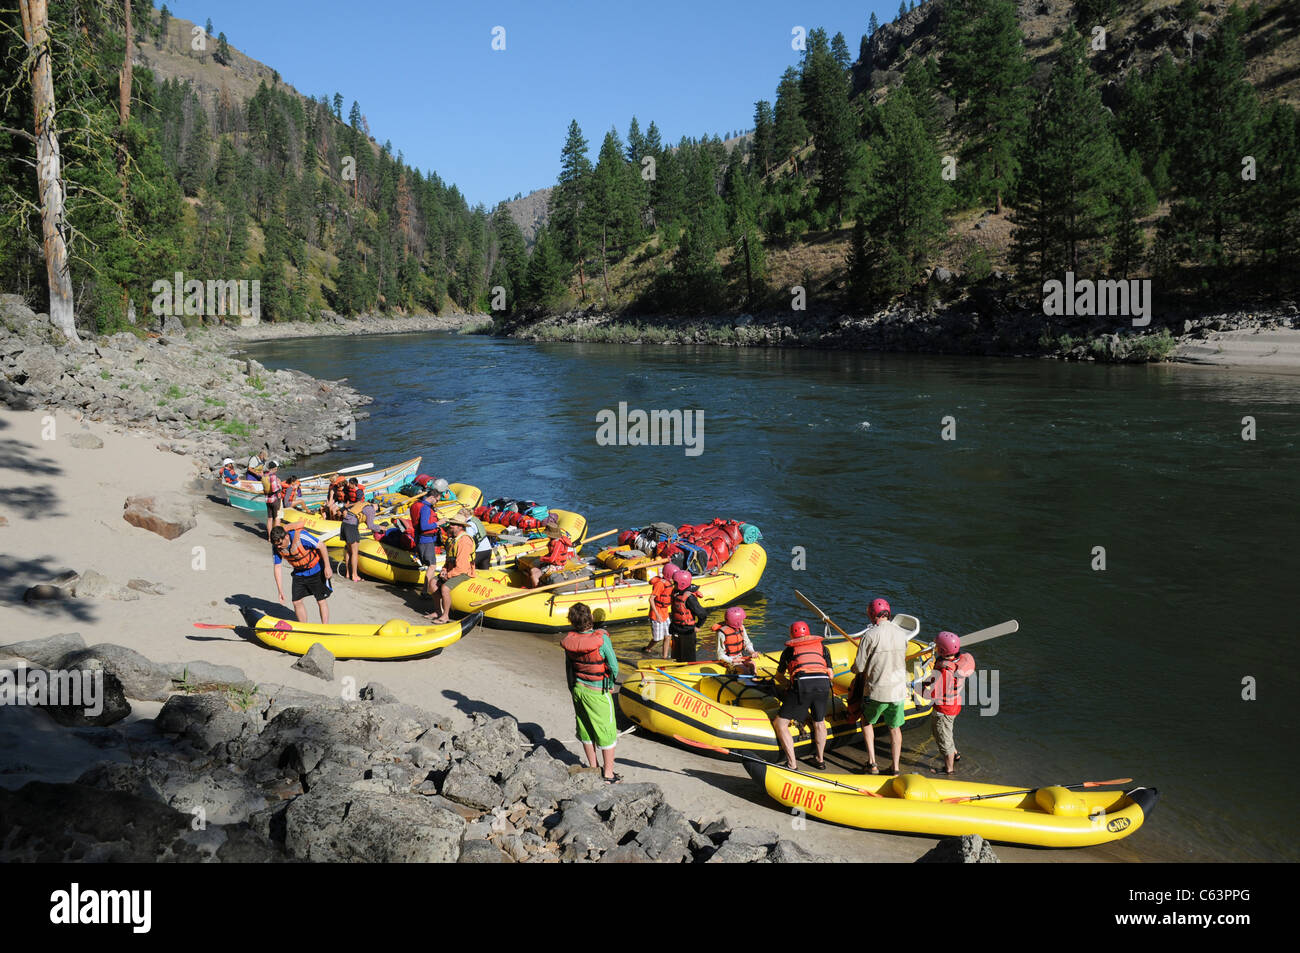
[724, 606, 746, 628]
[935, 631, 961, 657]
[789, 620, 811, 640]
[674, 569, 693, 590]
[869, 598, 891, 621]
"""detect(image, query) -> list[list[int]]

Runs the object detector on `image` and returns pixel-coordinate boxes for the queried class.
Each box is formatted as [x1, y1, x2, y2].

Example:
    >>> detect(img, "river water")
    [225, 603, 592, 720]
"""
[246, 331, 1300, 862]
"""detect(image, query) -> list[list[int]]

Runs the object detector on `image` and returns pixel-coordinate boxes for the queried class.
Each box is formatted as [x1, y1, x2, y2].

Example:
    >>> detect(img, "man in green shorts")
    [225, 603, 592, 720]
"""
[560, 602, 622, 783]
[851, 597, 910, 775]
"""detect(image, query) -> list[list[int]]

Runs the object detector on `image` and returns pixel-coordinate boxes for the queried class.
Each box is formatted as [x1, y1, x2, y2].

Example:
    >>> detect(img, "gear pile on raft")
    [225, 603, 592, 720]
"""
[208, 455, 1157, 849]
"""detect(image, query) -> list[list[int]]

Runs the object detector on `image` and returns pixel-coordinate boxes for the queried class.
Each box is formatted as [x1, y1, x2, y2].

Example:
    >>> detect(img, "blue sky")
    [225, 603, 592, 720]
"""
[163, 1, 894, 207]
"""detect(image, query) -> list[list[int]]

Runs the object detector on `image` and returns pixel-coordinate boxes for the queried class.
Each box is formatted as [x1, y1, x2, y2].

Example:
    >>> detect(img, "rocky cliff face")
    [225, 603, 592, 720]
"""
[501, 188, 553, 246]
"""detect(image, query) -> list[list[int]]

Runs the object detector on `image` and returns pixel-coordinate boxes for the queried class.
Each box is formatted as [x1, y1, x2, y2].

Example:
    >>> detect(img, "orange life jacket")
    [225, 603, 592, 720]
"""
[279, 540, 321, 574]
[649, 576, 674, 620]
[344, 482, 363, 504]
[714, 623, 746, 658]
[786, 634, 830, 678]
[561, 629, 610, 684]
[282, 482, 301, 508]
[542, 536, 574, 566]
[670, 587, 697, 627]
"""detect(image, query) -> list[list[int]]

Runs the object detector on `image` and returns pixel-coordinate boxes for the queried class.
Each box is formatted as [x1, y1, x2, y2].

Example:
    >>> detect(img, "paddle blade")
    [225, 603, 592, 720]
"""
[960, 620, 1019, 647]
[192, 622, 237, 630]
[1081, 778, 1132, 788]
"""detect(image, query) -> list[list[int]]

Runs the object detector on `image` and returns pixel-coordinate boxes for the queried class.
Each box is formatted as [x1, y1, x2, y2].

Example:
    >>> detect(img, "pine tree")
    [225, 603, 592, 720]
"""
[205, 17, 213, 36]
[1110, 148, 1156, 277]
[942, 0, 1031, 212]
[523, 226, 568, 307]
[1247, 102, 1300, 268]
[752, 100, 774, 175]
[589, 129, 640, 296]
[868, 12, 879, 36]
[831, 32, 852, 73]
[856, 89, 946, 300]
[773, 67, 809, 167]
[899, 2, 907, 18]
[215, 31, 231, 65]
[551, 120, 594, 297]
[801, 32, 858, 221]
[332, 92, 343, 120]
[1010, 28, 1121, 285]
[158, 4, 170, 45]
[1160, 6, 1259, 273]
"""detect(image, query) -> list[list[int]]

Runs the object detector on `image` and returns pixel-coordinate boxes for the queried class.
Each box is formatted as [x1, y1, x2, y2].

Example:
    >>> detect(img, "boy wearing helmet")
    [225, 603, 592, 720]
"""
[921, 631, 975, 775]
[668, 570, 707, 662]
[850, 597, 910, 775]
[644, 567, 676, 658]
[774, 620, 833, 770]
[713, 606, 756, 675]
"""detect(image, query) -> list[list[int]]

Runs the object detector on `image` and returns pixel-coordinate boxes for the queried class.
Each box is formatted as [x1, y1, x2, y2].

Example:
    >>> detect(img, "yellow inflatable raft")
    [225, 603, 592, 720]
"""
[449, 542, 767, 632]
[355, 508, 589, 587]
[618, 628, 933, 755]
[281, 483, 483, 550]
[744, 761, 1159, 848]
[240, 606, 482, 660]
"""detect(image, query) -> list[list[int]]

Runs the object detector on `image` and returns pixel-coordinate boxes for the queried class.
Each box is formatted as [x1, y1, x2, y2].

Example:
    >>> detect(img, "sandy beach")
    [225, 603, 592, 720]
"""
[0, 404, 1157, 863]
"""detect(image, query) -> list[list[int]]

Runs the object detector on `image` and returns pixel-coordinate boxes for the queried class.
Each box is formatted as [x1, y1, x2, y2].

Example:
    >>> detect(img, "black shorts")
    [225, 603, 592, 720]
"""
[265, 499, 282, 519]
[474, 549, 492, 571]
[292, 570, 330, 602]
[778, 676, 831, 722]
[340, 521, 361, 545]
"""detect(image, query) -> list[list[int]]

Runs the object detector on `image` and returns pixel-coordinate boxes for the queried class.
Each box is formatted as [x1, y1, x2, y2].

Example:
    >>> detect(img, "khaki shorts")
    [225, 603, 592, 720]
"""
[932, 711, 956, 756]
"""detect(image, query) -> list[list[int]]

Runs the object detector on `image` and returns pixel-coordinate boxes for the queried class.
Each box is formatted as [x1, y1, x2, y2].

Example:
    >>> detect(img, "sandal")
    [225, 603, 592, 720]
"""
[867, 762, 880, 774]
[811, 759, 826, 771]
[602, 773, 623, 784]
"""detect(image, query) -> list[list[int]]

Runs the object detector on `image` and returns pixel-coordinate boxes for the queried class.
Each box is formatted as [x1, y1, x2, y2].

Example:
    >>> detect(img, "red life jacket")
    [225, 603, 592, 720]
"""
[410, 499, 440, 543]
[670, 588, 697, 627]
[344, 482, 363, 504]
[279, 540, 320, 574]
[714, 623, 746, 658]
[786, 634, 830, 678]
[932, 653, 975, 709]
[561, 629, 610, 684]
[542, 537, 574, 566]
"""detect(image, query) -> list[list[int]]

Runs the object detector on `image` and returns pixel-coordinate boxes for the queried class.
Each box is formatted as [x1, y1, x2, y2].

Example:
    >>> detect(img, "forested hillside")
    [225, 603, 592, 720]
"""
[507, 0, 1300, 320]
[1, 1, 520, 334]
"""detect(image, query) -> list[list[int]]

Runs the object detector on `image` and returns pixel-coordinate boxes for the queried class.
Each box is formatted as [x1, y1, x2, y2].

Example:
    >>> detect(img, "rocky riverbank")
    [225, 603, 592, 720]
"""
[1, 294, 369, 471]
[495, 300, 1300, 369]
[213, 309, 486, 343]
[0, 634, 863, 863]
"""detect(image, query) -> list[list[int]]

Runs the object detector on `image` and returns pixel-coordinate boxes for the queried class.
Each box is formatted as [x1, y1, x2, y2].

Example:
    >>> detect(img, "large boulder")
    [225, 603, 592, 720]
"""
[155, 692, 262, 754]
[41, 670, 132, 727]
[122, 494, 196, 540]
[440, 763, 504, 812]
[0, 632, 85, 668]
[282, 790, 467, 863]
[59, 643, 171, 701]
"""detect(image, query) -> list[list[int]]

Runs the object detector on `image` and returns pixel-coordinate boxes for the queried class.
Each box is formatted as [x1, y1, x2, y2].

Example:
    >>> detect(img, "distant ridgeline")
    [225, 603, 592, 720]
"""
[507, 0, 1300, 320]
[0, 1, 524, 334]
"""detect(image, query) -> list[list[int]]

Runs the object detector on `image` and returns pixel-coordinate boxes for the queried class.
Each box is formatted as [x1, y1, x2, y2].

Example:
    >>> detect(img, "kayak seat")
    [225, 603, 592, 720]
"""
[892, 774, 941, 802]
[1035, 786, 1091, 817]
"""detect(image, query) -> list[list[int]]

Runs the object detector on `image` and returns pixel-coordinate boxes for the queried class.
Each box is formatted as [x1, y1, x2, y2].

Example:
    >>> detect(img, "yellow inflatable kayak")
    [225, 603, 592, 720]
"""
[356, 508, 589, 586]
[618, 629, 933, 755]
[449, 542, 767, 632]
[239, 606, 482, 660]
[282, 483, 482, 550]
[744, 761, 1159, 848]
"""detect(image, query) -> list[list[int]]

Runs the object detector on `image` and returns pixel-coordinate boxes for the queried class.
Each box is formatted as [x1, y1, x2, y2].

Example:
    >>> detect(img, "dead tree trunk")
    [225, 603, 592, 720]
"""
[19, 0, 79, 344]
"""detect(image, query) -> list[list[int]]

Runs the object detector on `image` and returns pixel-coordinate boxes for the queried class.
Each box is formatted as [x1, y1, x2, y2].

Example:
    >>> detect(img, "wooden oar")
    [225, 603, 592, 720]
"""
[674, 736, 883, 797]
[906, 620, 1020, 661]
[941, 777, 1134, 805]
[794, 589, 860, 644]
[580, 528, 619, 546]
[193, 622, 238, 630]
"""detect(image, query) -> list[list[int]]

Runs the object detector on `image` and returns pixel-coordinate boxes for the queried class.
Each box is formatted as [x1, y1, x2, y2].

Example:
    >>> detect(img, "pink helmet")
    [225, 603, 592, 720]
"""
[674, 569, 693, 590]
[935, 631, 961, 657]
[724, 606, 746, 628]
[869, 598, 891, 621]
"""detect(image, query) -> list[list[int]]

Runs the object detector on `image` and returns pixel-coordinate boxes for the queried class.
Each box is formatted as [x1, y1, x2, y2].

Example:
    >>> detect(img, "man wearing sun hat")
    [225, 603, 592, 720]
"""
[425, 513, 474, 623]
